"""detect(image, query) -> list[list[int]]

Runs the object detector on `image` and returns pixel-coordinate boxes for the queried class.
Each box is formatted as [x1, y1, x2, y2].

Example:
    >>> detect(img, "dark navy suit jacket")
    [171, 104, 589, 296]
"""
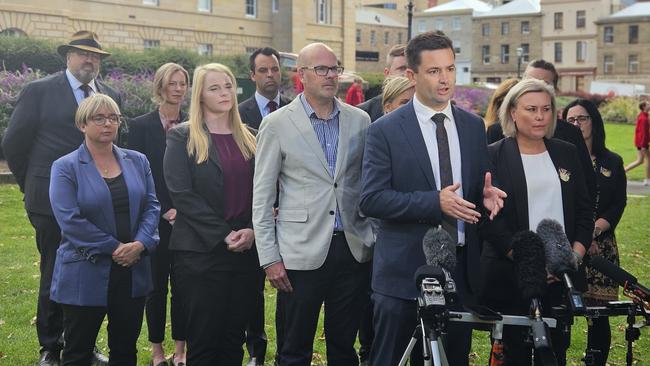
[360, 100, 489, 301]
[49, 143, 160, 306]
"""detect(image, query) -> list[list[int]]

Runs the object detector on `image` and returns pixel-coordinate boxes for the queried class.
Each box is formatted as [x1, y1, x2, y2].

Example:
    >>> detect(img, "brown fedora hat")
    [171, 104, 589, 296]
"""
[57, 30, 111, 58]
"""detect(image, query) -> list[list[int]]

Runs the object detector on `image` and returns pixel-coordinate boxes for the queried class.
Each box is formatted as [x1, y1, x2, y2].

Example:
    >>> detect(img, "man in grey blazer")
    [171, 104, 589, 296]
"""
[1, 31, 119, 366]
[253, 43, 374, 365]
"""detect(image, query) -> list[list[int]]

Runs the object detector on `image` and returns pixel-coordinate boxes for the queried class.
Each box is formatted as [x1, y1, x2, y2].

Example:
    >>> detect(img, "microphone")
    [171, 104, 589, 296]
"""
[512, 230, 554, 353]
[587, 256, 650, 304]
[536, 219, 585, 314]
[421, 226, 458, 302]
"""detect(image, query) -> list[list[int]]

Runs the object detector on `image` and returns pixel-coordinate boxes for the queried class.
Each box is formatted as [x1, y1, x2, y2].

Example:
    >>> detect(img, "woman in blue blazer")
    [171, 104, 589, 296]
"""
[49, 94, 160, 366]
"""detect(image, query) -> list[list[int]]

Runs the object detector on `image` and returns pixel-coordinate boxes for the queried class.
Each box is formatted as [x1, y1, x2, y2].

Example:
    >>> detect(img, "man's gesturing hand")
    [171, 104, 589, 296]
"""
[440, 183, 481, 224]
[265, 262, 293, 293]
[482, 172, 507, 220]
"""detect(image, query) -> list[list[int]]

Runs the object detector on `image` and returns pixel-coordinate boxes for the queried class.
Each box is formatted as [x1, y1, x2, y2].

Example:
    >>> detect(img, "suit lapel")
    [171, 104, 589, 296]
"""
[286, 101, 331, 176]
[544, 139, 571, 224]
[115, 147, 142, 235]
[248, 98, 263, 125]
[58, 72, 78, 108]
[502, 138, 530, 230]
[334, 105, 350, 182]
[452, 106, 472, 199]
[398, 102, 436, 190]
[78, 144, 116, 234]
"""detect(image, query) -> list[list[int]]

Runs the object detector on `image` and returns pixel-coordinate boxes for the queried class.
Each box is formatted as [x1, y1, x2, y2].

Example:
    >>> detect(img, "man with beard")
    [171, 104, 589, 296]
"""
[239, 47, 292, 130]
[2, 30, 121, 366]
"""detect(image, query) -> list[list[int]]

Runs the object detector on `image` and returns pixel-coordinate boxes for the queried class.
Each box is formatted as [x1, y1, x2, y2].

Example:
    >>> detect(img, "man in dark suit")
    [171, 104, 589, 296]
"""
[356, 44, 407, 122]
[238, 47, 291, 130]
[1, 30, 120, 366]
[360, 31, 505, 366]
[237, 46, 290, 366]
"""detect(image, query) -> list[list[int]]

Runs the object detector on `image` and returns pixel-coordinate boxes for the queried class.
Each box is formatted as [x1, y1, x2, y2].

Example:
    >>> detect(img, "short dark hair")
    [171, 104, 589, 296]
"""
[562, 98, 607, 157]
[526, 59, 559, 91]
[386, 44, 406, 67]
[640, 101, 647, 111]
[406, 31, 454, 71]
[249, 47, 281, 72]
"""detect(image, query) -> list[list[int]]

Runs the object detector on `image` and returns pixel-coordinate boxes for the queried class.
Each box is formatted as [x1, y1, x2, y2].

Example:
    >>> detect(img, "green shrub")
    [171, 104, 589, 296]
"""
[0, 36, 64, 74]
[600, 97, 639, 124]
[357, 72, 384, 99]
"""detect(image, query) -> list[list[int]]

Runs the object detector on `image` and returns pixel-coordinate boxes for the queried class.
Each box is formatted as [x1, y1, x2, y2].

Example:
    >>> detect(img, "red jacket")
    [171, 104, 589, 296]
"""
[634, 111, 649, 148]
[345, 84, 365, 106]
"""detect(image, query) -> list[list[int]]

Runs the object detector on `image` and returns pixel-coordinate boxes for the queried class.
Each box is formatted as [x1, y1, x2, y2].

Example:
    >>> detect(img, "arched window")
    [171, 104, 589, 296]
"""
[0, 28, 27, 38]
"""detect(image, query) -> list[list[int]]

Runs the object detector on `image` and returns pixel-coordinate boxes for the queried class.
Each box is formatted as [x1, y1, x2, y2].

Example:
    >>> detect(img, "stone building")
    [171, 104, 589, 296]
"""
[0, 0, 359, 70]
[355, 7, 407, 72]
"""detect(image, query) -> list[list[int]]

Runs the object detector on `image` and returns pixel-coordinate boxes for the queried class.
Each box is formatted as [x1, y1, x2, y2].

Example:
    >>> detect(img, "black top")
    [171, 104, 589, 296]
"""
[593, 150, 627, 230]
[104, 173, 131, 244]
[356, 94, 384, 123]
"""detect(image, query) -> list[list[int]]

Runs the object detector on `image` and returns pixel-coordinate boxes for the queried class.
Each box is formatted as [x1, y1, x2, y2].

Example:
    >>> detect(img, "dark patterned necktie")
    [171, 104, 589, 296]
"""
[267, 100, 278, 113]
[432, 113, 458, 244]
[80, 84, 92, 98]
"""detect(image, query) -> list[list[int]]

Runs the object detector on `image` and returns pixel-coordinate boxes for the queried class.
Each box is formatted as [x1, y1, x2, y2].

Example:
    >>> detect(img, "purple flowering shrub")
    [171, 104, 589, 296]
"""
[0, 66, 44, 140]
[453, 86, 492, 117]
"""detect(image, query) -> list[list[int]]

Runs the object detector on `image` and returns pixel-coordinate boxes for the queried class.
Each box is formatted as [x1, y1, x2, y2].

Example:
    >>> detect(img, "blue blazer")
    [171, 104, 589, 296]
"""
[49, 143, 160, 306]
[360, 101, 489, 300]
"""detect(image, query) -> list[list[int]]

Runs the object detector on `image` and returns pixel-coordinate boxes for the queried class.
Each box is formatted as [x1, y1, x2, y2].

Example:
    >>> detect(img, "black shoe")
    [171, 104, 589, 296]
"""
[39, 350, 60, 366]
[91, 347, 109, 366]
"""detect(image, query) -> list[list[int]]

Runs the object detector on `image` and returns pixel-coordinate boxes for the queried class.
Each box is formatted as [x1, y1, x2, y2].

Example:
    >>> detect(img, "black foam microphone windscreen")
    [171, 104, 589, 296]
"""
[422, 226, 457, 273]
[536, 218, 577, 277]
[511, 230, 547, 301]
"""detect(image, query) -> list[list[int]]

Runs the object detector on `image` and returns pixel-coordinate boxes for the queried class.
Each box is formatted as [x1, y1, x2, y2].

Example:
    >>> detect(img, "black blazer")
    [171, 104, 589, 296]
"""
[486, 120, 596, 202]
[594, 150, 627, 231]
[163, 123, 258, 269]
[356, 94, 384, 122]
[238, 94, 291, 129]
[128, 109, 187, 215]
[1, 72, 121, 215]
[480, 137, 593, 303]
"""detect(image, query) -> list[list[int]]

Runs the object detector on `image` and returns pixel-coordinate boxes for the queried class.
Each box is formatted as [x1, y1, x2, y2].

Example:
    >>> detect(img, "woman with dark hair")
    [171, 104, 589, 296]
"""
[624, 101, 650, 185]
[563, 99, 627, 366]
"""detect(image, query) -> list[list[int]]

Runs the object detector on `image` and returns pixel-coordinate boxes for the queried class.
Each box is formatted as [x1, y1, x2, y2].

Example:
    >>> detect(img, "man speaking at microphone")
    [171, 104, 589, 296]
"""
[360, 31, 506, 366]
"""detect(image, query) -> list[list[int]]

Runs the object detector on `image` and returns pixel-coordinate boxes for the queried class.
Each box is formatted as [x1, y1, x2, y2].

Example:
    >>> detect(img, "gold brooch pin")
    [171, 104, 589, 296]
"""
[600, 167, 612, 177]
[559, 168, 571, 182]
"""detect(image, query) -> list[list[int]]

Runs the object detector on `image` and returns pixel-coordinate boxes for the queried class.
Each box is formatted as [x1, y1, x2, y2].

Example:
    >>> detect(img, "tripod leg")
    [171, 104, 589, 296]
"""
[399, 326, 422, 366]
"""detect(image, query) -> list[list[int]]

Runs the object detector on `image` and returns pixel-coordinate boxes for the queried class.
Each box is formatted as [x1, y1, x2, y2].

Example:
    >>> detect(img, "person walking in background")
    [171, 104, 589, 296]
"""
[1, 30, 119, 366]
[129, 62, 189, 366]
[163, 63, 259, 365]
[624, 101, 650, 185]
[345, 77, 365, 106]
[49, 94, 160, 366]
[564, 99, 627, 366]
[253, 42, 374, 365]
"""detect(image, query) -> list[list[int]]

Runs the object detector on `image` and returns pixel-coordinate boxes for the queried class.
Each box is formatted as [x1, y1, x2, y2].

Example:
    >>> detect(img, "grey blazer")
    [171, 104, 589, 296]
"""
[253, 97, 374, 270]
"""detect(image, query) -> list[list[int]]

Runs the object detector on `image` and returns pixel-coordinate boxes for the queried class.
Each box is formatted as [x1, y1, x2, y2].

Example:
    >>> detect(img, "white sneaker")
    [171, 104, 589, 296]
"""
[644, 179, 650, 186]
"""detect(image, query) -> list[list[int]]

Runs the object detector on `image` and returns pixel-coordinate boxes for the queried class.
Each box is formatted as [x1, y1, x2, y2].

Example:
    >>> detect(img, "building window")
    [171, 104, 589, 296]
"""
[604, 26, 613, 43]
[435, 19, 444, 30]
[554, 42, 562, 63]
[384, 31, 390, 45]
[143, 0, 159, 5]
[398, 32, 403, 44]
[487, 77, 502, 84]
[501, 22, 509, 35]
[198, 0, 211, 12]
[521, 43, 529, 62]
[482, 23, 490, 37]
[316, 0, 330, 24]
[356, 29, 361, 44]
[198, 43, 213, 56]
[629, 25, 638, 44]
[576, 41, 587, 62]
[576, 10, 586, 28]
[245, 47, 257, 54]
[144, 39, 160, 49]
[501, 44, 509, 64]
[418, 20, 426, 33]
[0, 28, 27, 37]
[604, 55, 613, 74]
[272, 0, 279, 12]
[370, 30, 376, 46]
[452, 17, 461, 30]
[245, 0, 256, 17]
[629, 54, 639, 74]
[453, 40, 461, 54]
[482, 45, 490, 64]
[554, 12, 563, 30]
[521, 21, 530, 34]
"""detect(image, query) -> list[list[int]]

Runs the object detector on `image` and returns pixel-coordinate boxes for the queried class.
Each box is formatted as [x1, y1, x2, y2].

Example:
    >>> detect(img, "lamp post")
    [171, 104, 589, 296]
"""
[407, 1, 414, 40]
[516, 47, 524, 79]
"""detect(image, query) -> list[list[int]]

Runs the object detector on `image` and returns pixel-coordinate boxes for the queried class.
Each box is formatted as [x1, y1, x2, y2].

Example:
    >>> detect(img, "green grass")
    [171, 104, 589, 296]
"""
[0, 122, 648, 365]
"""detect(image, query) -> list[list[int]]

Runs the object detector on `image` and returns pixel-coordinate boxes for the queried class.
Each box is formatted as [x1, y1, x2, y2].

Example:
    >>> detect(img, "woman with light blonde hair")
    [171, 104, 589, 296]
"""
[381, 76, 415, 114]
[163, 63, 258, 365]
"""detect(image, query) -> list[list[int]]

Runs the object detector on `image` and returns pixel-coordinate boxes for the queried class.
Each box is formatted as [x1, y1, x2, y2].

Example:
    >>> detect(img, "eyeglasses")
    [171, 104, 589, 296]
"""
[301, 65, 344, 76]
[74, 50, 101, 61]
[89, 114, 123, 125]
[566, 115, 591, 125]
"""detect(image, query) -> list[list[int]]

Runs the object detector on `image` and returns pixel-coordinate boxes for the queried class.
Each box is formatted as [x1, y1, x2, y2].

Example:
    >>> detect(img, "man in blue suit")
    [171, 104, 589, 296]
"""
[360, 31, 506, 366]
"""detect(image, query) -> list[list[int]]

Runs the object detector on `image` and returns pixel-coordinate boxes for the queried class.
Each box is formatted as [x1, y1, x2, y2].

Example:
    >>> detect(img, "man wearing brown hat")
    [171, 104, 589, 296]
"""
[2, 30, 120, 366]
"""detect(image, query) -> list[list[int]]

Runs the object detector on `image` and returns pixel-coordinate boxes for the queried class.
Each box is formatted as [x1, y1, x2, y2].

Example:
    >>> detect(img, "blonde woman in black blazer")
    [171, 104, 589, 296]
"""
[163, 63, 258, 366]
[480, 79, 593, 365]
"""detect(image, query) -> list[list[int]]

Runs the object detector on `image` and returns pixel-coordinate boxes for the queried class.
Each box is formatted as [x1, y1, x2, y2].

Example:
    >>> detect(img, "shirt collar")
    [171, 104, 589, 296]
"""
[254, 91, 280, 107]
[65, 69, 97, 93]
[413, 93, 453, 123]
[299, 93, 340, 120]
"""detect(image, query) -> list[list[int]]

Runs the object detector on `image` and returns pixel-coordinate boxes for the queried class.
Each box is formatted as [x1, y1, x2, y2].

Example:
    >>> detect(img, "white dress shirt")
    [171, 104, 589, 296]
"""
[413, 95, 465, 244]
[65, 69, 97, 105]
[521, 151, 565, 232]
[254, 91, 281, 118]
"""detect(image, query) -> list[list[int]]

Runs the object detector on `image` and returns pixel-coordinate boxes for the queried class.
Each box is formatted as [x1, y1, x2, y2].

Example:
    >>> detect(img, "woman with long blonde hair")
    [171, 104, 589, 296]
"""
[163, 63, 258, 365]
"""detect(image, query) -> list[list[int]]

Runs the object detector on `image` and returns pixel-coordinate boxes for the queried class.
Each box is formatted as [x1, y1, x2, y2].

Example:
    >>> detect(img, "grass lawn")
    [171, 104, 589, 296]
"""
[0, 122, 648, 365]
[606, 123, 648, 182]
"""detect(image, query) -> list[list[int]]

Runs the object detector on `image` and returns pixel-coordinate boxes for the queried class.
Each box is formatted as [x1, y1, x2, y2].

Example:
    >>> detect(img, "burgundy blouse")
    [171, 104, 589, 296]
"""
[210, 133, 253, 222]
